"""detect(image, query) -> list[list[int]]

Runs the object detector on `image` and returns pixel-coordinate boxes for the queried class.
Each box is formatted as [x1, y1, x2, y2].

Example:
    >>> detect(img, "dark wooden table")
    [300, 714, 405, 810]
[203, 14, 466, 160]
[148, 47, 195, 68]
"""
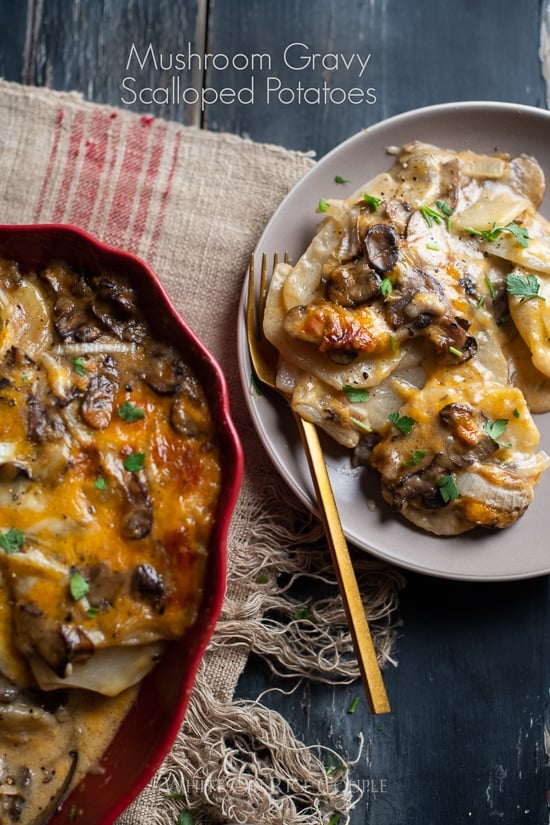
[2, 2, 550, 823]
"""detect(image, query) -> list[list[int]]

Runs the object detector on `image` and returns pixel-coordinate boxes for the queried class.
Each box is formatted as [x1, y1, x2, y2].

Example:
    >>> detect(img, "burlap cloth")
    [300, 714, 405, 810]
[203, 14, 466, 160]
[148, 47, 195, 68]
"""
[0, 80, 403, 824]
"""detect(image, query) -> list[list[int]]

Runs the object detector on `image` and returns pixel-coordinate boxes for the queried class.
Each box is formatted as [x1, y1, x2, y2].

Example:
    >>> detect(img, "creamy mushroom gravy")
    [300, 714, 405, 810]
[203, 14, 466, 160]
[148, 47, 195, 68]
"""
[0, 680, 136, 822]
[0, 257, 221, 821]
[264, 142, 550, 535]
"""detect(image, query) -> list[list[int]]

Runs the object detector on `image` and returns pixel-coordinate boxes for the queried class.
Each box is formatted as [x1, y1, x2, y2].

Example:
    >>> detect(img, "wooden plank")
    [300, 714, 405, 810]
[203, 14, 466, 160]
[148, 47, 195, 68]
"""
[365, 574, 550, 824]
[205, 0, 547, 158]
[238, 573, 550, 824]
[23, 0, 206, 126]
[0, 0, 28, 82]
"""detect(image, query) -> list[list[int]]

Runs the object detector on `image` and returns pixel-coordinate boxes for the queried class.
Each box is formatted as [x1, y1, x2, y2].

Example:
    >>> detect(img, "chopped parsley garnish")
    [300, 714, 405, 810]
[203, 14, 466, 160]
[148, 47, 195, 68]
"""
[380, 277, 393, 298]
[483, 418, 511, 447]
[86, 607, 99, 619]
[506, 272, 545, 302]
[426, 242, 440, 251]
[363, 193, 382, 211]
[69, 571, 90, 601]
[124, 452, 145, 472]
[484, 276, 497, 300]
[420, 201, 454, 231]
[435, 199, 453, 217]
[513, 408, 521, 418]
[117, 401, 146, 422]
[294, 607, 312, 620]
[420, 205, 444, 228]
[388, 412, 416, 435]
[328, 815, 342, 825]
[483, 418, 509, 440]
[177, 811, 194, 825]
[437, 473, 460, 503]
[324, 754, 347, 777]
[318, 198, 329, 213]
[73, 357, 86, 376]
[343, 385, 369, 403]
[334, 175, 350, 184]
[350, 416, 373, 433]
[406, 450, 426, 467]
[0, 528, 25, 554]
[347, 696, 360, 714]
[94, 476, 108, 491]
[466, 221, 530, 248]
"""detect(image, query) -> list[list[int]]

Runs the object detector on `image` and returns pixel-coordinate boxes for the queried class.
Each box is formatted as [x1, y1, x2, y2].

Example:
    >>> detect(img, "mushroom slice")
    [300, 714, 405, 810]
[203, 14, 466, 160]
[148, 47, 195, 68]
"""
[120, 473, 153, 540]
[143, 348, 188, 395]
[80, 355, 119, 429]
[170, 376, 212, 438]
[324, 258, 381, 307]
[361, 223, 399, 274]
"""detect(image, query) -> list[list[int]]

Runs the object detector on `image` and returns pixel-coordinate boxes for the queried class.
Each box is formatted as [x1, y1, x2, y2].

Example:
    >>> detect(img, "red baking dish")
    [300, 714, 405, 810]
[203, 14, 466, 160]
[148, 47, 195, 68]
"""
[0, 224, 243, 824]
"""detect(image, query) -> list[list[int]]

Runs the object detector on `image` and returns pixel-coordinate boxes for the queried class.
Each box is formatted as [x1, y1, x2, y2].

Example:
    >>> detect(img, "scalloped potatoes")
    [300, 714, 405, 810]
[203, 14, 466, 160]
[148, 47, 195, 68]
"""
[264, 142, 550, 535]
[0, 256, 221, 820]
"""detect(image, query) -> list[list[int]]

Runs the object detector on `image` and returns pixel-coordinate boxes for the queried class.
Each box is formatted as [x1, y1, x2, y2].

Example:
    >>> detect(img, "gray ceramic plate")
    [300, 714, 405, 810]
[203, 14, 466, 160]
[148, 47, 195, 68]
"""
[237, 101, 550, 581]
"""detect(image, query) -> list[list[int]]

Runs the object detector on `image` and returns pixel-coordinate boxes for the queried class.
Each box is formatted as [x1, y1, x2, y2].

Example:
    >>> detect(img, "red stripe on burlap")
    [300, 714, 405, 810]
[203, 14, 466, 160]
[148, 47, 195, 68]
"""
[33, 107, 65, 222]
[130, 121, 169, 250]
[148, 128, 182, 260]
[50, 110, 86, 224]
[34, 105, 175, 258]
[65, 108, 119, 232]
[102, 118, 158, 252]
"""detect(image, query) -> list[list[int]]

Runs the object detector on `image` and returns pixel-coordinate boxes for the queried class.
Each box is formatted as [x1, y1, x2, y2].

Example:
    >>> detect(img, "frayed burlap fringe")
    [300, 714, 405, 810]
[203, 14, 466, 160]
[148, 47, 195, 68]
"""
[217, 479, 403, 683]
[120, 475, 403, 825]
[152, 681, 364, 825]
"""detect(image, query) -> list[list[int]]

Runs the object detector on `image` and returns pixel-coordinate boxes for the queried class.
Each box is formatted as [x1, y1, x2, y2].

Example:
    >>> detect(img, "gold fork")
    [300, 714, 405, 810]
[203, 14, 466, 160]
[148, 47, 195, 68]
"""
[246, 252, 391, 714]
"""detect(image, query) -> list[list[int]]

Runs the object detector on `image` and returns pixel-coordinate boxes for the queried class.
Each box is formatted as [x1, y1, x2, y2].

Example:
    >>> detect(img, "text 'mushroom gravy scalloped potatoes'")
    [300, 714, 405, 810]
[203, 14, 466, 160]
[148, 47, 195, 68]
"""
[264, 141, 550, 535]
[0, 258, 221, 821]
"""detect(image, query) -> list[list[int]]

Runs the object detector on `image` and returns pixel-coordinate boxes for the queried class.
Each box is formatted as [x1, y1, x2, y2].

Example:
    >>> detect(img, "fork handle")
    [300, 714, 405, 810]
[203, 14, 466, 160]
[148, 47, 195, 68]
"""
[294, 413, 391, 714]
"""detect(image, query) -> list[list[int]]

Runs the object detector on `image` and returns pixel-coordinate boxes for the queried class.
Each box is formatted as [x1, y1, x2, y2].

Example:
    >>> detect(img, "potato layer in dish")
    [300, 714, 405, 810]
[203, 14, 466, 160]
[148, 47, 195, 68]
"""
[0, 257, 221, 821]
[264, 141, 550, 535]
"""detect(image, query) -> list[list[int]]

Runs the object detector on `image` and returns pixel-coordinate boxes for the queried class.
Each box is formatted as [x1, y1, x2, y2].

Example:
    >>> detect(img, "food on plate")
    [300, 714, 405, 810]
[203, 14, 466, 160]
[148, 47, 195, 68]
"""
[0, 257, 221, 820]
[263, 141, 550, 535]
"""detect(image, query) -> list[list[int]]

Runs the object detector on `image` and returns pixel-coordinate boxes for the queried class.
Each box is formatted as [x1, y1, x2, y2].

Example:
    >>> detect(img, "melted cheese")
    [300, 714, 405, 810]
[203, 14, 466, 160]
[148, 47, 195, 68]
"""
[0, 256, 222, 823]
[264, 141, 550, 534]
[0, 260, 221, 687]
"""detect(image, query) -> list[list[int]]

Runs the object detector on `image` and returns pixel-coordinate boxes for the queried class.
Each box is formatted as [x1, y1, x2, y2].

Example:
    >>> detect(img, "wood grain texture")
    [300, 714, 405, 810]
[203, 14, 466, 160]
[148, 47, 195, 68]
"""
[239, 573, 550, 825]
[24, 0, 206, 125]
[205, 0, 547, 157]
[1, 2, 550, 823]
[0, 0, 27, 82]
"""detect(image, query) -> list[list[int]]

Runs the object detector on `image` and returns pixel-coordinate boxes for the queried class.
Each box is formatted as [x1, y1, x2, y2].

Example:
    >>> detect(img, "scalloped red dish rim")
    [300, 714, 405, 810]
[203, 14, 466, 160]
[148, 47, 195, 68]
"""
[0, 223, 243, 824]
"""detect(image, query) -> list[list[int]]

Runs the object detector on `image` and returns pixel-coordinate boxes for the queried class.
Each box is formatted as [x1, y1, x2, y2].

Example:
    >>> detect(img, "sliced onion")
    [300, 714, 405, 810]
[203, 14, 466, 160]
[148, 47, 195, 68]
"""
[29, 642, 166, 696]
[54, 341, 140, 355]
